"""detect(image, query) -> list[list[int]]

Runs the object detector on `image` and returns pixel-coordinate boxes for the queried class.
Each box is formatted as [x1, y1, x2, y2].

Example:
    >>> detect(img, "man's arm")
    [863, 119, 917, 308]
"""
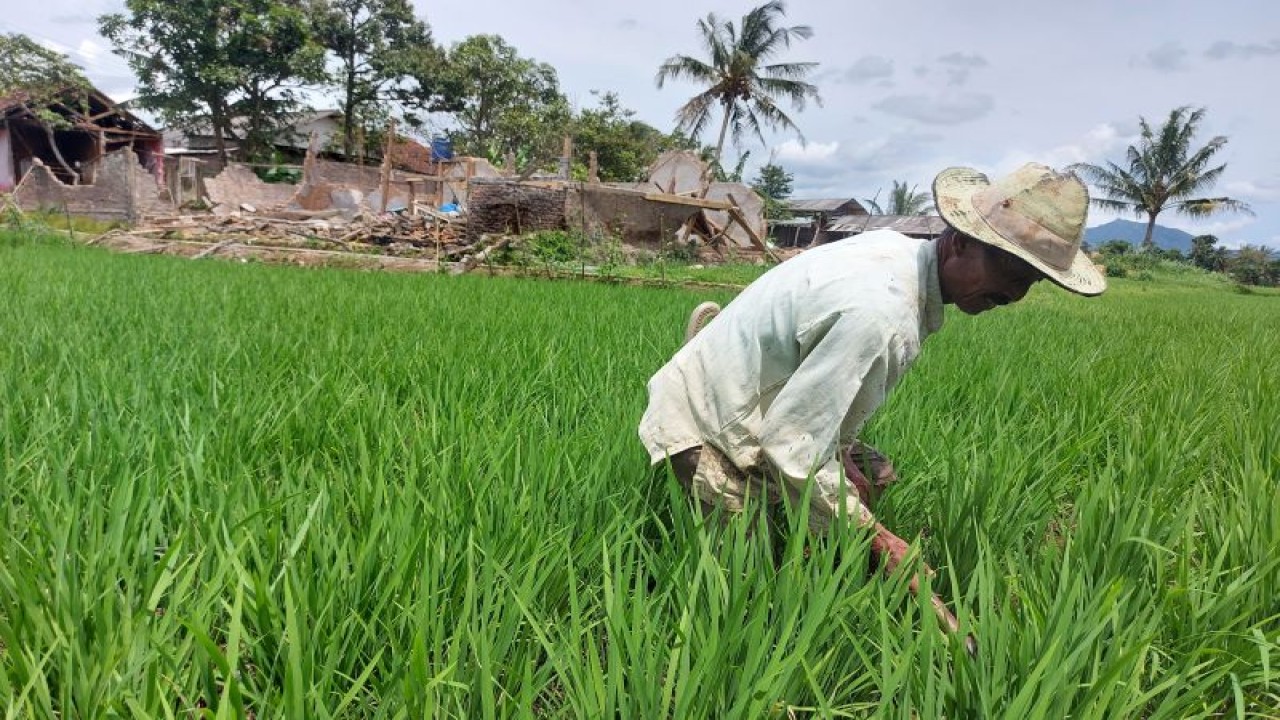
[755, 312, 968, 647]
[756, 310, 897, 524]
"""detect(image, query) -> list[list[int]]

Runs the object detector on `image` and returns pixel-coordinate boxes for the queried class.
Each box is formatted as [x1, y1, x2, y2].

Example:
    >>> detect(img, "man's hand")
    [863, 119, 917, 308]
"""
[843, 442, 898, 510]
[870, 522, 973, 653]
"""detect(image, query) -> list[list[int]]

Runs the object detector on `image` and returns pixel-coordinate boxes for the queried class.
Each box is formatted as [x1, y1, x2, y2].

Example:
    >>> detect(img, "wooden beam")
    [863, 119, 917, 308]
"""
[644, 192, 733, 210]
[378, 119, 395, 214]
[726, 192, 779, 263]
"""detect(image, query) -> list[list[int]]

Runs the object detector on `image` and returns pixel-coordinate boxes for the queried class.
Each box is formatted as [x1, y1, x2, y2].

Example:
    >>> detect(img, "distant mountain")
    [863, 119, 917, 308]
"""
[1086, 219, 1196, 253]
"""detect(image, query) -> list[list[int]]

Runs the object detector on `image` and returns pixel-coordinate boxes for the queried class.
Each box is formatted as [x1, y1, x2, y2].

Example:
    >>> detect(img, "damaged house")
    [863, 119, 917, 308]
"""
[2, 85, 170, 222]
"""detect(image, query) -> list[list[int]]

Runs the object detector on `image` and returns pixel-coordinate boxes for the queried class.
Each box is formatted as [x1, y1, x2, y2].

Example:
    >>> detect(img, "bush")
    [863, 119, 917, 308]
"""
[524, 230, 584, 263]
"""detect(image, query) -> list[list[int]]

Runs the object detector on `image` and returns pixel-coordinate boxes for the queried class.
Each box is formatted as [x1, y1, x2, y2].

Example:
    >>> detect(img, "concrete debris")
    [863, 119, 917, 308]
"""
[204, 165, 294, 210]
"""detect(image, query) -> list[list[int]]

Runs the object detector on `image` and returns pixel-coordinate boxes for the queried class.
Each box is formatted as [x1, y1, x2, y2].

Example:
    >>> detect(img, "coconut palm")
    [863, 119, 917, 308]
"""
[1070, 106, 1252, 251]
[863, 180, 933, 215]
[655, 1, 820, 167]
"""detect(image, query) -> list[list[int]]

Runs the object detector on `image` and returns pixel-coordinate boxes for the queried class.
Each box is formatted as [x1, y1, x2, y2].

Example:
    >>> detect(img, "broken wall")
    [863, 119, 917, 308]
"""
[315, 159, 383, 189]
[572, 185, 701, 247]
[467, 179, 566, 241]
[704, 182, 766, 248]
[13, 147, 172, 222]
[203, 164, 296, 210]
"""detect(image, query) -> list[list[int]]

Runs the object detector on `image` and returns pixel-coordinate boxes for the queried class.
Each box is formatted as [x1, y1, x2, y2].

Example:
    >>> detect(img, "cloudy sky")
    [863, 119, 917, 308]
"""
[7, 0, 1278, 246]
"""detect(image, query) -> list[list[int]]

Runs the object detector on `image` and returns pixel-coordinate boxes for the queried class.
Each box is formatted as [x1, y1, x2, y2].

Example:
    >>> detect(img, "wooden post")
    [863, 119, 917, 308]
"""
[378, 119, 396, 214]
[406, 179, 417, 215]
[433, 159, 444, 208]
[726, 192, 779, 263]
[588, 151, 599, 183]
[560, 135, 573, 179]
[504, 151, 516, 177]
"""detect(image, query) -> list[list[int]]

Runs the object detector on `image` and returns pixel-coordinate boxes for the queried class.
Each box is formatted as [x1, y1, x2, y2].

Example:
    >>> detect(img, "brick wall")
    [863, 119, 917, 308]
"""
[13, 147, 172, 223]
[467, 179, 567, 241]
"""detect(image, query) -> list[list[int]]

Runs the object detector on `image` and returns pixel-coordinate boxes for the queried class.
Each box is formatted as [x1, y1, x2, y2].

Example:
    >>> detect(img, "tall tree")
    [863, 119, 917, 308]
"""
[1070, 106, 1252, 251]
[438, 35, 569, 167]
[571, 91, 687, 182]
[751, 161, 793, 220]
[0, 33, 92, 182]
[1227, 244, 1278, 287]
[310, 0, 452, 158]
[656, 1, 820, 166]
[101, 0, 326, 162]
[863, 180, 932, 215]
[751, 161, 793, 200]
[1189, 234, 1226, 272]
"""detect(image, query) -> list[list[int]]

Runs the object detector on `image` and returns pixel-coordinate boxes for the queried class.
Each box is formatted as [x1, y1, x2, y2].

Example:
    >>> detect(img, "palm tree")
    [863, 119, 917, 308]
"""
[655, 1, 820, 167]
[1070, 106, 1252, 251]
[863, 180, 933, 215]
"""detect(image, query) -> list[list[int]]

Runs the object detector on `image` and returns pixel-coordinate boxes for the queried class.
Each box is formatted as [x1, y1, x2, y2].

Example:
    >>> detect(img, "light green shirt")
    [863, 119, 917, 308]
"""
[639, 230, 945, 513]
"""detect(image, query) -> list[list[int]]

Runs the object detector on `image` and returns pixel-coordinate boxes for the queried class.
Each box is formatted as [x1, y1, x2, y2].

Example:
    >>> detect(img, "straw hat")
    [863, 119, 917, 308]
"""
[933, 163, 1106, 296]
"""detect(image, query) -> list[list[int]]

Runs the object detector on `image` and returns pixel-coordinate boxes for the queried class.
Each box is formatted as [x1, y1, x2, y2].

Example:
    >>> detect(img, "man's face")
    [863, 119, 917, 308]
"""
[939, 232, 1045, 315]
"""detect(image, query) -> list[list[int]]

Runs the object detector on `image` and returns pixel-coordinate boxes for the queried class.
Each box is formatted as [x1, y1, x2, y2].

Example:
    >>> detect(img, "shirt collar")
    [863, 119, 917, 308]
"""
[919, 240, 945, 336]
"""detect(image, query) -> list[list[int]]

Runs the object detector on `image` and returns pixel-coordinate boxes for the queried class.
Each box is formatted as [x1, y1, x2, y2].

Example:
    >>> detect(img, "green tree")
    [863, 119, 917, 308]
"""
[752, 162, 793, 199]
[0, 33, 92, 182]
[751, 161, 793, 220]
[1070, 106, 1252, 252]
[1227, 244, 1278, 287]
[655, 1, 820, 166]
[101, 0, 327, 163]
[438, 35, 570, 168]
[863, 180, 932, 215]
[571, 91, 686, 182]
[310, 0, 453, 158]
[1189, 234, 1226, 272]
[1098, 240, 1133, 256]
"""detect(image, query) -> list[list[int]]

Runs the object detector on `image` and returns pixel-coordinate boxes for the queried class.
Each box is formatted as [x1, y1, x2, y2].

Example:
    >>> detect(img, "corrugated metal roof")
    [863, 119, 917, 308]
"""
[828, 214, 947, 236]
[784, 198, 867, 213]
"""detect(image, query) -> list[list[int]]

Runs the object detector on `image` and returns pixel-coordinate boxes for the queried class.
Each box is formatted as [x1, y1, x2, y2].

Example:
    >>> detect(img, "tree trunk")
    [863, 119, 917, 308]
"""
[211, 103, 229, 165]
[40, 123, 80, 185]
[1141, 213, 1158, 252]
[342, 54, 357, 158]
[20, 104, 79, 184]
[712, 102, 733, 171]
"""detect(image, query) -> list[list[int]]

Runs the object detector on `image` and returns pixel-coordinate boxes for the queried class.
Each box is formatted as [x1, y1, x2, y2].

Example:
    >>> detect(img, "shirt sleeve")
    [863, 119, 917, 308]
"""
[757, 310, 899, 525]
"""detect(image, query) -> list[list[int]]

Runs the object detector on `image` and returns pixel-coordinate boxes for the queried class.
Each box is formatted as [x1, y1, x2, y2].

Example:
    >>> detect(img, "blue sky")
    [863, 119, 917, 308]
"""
[8, 0, 1278, 247]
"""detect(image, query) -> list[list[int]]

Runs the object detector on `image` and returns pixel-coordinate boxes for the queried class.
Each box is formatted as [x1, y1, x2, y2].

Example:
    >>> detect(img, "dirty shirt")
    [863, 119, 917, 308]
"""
[638, 230, 945, 525]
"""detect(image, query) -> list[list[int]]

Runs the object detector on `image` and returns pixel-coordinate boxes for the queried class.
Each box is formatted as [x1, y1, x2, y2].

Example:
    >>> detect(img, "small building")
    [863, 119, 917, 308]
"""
[827, 214, 947, 241]
[1, 86, 163, 191]
[784, 197, 869, 218]
[773, 197, 870, 246]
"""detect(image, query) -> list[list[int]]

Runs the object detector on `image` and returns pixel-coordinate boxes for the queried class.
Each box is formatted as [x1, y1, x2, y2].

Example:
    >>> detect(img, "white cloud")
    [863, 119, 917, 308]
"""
[76, 39, 102, 62]
[1180, 216, 1256, 240]
[839, 56, 894, 84]
[37, 37, 73, 55]
[1205, 39, 1280, 60]
[873, 92, 995, 124]
[774, 139, 839, 165]
[1224, 178, 1280, 202]
[936, 52, 989, 86]
[1137, 42, 1190, 72]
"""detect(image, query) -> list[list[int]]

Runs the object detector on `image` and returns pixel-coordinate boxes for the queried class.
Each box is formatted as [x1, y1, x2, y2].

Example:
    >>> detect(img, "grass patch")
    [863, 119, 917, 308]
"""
[0, 243, 1276, 717]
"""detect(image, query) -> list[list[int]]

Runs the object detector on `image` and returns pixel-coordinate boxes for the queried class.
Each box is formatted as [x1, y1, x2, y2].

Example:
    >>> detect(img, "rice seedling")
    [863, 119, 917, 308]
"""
[0, 234, 1276, 717]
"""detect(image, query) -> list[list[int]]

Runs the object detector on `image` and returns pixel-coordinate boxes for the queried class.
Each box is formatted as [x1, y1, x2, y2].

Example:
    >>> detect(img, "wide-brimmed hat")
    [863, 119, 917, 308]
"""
[933, 163, 1105, 296]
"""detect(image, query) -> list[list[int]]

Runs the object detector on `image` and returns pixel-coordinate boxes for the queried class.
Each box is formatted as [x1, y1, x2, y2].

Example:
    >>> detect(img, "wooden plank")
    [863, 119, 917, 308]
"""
[643, 192, 733, 210]
[378, 119, 395, 214]
[726, 192, 779, 263]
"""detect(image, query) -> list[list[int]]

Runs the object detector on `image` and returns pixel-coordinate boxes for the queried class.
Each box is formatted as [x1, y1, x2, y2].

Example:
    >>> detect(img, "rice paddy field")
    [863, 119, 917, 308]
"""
[1, 232, 1278, 718]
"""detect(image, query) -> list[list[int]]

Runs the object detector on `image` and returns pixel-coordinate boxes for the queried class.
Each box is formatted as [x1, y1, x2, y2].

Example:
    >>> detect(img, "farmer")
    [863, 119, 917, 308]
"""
[638, 163, 1105, 634]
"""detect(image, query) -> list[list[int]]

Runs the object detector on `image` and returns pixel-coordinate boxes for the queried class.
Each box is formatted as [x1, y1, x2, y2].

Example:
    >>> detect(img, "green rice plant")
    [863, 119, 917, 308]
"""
[0, 240, 1276, 717]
